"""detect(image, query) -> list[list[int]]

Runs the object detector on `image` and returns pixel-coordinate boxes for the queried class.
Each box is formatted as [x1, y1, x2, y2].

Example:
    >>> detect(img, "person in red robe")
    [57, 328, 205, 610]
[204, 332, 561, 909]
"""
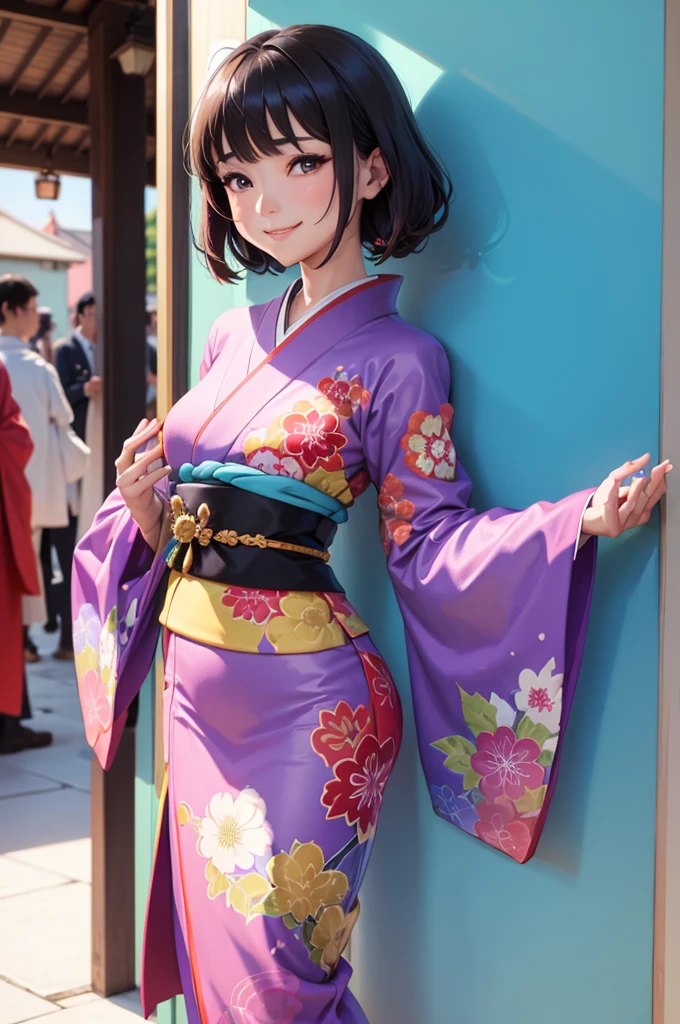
[0, 361, 50, 752]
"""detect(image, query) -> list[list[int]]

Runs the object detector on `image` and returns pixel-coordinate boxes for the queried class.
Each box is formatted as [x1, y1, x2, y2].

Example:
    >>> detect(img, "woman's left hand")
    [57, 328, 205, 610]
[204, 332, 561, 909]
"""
[581, 454, 672, 538]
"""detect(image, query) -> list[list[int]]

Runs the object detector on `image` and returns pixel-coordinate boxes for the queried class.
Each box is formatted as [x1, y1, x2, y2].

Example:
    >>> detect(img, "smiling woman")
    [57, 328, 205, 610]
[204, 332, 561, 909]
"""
[71, 21, 669, 1024]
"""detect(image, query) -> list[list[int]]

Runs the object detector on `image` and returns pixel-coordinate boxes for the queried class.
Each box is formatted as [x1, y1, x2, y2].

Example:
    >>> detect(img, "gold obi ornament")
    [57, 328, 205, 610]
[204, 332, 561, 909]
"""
[168, 495, 332, 575]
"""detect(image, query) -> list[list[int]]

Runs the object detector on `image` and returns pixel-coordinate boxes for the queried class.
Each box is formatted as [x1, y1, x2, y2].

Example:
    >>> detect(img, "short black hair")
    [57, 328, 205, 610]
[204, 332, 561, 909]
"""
[76, 292, 95, 318]
[0, 274, 38, 324]
[189, 24, 452, 283]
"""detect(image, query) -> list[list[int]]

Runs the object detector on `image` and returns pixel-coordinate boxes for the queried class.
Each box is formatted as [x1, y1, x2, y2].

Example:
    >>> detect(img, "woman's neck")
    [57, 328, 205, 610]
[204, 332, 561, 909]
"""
[288, 225, 368, 327]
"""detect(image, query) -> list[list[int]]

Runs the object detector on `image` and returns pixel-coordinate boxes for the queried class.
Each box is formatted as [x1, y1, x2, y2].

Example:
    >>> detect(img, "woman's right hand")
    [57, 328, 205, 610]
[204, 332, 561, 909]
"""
[115, 417, 172, 550]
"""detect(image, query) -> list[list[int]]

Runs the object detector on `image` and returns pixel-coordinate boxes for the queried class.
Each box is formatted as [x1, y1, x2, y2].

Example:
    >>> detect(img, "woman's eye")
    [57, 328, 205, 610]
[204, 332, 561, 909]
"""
[223, 174, 252, 193]
[290, 156, 327, 175]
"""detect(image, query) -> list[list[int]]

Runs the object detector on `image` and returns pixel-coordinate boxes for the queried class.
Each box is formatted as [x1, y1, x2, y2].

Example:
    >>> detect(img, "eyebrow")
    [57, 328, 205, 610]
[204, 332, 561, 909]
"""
[220, 136, 317, 162]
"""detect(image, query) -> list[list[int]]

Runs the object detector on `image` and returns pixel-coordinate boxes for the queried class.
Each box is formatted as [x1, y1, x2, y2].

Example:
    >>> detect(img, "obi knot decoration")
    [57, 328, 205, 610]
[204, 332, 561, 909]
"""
[168, 492, 333, 577]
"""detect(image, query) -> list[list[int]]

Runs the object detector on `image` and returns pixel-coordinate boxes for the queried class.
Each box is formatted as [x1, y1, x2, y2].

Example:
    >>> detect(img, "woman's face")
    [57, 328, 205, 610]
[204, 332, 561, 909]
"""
[215, 111, 384, 268]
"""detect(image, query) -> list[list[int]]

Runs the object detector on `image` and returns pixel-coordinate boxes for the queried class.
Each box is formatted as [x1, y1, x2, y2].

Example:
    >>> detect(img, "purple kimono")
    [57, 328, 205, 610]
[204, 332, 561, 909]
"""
[73, 275, 596, 1023]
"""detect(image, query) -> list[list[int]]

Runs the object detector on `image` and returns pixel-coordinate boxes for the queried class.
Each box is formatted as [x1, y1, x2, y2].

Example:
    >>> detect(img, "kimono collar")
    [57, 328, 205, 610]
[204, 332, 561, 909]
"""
[192, 274, 402, 461]
[275, 274, 381, 347]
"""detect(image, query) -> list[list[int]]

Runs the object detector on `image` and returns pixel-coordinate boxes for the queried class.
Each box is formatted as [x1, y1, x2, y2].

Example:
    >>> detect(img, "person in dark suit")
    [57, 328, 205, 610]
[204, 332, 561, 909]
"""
[52, 292, 102, 660]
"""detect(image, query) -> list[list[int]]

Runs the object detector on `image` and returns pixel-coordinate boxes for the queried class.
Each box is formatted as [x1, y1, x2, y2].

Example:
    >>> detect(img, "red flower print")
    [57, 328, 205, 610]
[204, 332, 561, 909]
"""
[470, 726, 544, 801]
[473, 798, 534, 863]
[357, 650, 403, 750]
[222, 587, 283, 625]
[80, 669, 112, 747]
[281, 407, 347, 472]
[348, 470, 371, 499]
[322, 734, 396, 841]
[400, 403, 456, 480]
[246, 446, 305, 480]
[317, 369, 370, 418]
[311, 701, 372, 768]
[378, 474, 415, 553]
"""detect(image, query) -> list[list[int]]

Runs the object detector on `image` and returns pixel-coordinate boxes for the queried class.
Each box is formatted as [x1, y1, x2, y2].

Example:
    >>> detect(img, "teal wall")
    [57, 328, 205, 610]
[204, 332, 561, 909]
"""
[0, 258, 70, 339]
[187, 4, 663, 1022]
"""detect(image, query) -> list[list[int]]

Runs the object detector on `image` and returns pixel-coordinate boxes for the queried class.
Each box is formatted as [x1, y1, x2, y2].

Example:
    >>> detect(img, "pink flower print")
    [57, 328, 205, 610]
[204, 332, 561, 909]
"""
[470, 726, 544, 800]
[473, 798, 533, 863]
[246, 446, 305, 480]
[400, 403, 457, 480]
[79, 669, 112, 746]
[222, 587, 282, 626]
[280, 407, 347, 472]
[227, 969, 303, 1024]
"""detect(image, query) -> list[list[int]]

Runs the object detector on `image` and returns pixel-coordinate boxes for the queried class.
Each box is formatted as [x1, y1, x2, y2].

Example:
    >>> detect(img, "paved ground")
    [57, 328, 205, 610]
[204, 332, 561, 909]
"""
[0, 625, 145, 1024]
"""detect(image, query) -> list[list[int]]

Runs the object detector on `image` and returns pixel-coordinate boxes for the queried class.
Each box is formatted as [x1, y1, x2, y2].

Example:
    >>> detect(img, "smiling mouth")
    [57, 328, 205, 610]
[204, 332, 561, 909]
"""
[264, 223, 302, 238]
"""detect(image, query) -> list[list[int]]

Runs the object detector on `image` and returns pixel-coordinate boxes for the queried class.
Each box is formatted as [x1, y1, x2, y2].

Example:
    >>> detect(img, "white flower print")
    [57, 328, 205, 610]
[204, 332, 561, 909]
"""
[516, 657, 563, 733]
[490, 692, 516, 729]
[119, 599, 138, 647]
[197, 788, 274, 876]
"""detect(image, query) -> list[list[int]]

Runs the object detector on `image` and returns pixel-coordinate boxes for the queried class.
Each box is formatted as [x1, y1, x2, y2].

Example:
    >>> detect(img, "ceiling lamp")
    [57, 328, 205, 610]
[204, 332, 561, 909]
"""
[111, 11, 155, 77]
[35, 169, 61, 201]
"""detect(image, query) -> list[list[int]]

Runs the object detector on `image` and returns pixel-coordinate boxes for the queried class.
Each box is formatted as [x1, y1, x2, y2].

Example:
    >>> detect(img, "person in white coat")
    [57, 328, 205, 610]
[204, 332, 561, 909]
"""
[0, 275, 74, 683]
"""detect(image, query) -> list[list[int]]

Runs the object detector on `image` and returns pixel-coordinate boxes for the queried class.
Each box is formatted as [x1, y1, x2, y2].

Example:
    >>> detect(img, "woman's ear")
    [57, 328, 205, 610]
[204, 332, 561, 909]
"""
[359, 147, 390, 200]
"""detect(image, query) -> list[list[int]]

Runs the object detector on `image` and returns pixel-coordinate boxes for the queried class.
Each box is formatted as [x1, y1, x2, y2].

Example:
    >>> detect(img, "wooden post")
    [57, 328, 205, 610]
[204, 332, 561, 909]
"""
[87, 0, 148, 995]
[153, 0, 189, 797]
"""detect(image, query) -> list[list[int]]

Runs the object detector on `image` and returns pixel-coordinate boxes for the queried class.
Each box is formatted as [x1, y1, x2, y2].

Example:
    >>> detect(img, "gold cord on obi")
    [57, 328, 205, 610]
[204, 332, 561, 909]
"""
[168, 494, 331, 574]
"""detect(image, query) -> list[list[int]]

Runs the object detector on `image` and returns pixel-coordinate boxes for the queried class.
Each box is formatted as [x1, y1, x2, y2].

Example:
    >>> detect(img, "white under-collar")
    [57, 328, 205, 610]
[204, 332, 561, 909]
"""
[275, 275, 379, 347]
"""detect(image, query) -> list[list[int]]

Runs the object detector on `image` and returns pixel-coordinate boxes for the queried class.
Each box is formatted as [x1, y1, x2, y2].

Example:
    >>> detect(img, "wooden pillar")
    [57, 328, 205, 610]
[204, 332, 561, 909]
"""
[87, 0, 148, 996]
[88, 0, 148, 494]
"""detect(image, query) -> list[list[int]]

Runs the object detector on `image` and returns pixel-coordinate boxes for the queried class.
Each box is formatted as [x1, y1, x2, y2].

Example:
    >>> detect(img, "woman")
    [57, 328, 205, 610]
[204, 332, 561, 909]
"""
[0, 362, 41, 752]
[73, 26, 670, 1024]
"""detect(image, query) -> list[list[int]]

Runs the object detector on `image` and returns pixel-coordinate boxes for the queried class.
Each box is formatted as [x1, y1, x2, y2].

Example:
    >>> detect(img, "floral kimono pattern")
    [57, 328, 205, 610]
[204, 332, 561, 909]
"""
[73, 274, 596, 1024]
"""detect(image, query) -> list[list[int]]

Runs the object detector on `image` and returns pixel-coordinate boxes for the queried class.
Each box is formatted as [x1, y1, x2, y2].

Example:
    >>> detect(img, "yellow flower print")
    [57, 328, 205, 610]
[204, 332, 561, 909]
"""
[304, 467, 353, 505]
[204, 859, 271, 918]
[256, 840, 349, 923]
[310, 900, 361, 974]
[514, 785, 548, 815]
[266, 594, 345, 654]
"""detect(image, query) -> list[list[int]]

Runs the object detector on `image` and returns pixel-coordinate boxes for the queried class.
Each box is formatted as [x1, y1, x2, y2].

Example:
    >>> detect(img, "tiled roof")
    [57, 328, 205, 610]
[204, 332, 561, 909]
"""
[0, 207, 85, 263]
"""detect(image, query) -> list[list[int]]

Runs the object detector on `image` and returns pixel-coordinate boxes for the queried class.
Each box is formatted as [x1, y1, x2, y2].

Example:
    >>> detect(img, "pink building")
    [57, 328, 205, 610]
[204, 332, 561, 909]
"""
[43, 211, 92, 319]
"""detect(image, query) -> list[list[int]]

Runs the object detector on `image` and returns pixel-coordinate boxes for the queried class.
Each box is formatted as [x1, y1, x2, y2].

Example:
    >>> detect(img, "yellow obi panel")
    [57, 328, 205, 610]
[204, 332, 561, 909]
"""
[159, 570, 370, 654]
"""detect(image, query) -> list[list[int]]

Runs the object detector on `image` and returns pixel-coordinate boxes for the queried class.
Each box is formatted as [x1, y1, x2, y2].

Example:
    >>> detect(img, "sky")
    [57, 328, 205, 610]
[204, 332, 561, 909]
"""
[0, 167, 157, 232]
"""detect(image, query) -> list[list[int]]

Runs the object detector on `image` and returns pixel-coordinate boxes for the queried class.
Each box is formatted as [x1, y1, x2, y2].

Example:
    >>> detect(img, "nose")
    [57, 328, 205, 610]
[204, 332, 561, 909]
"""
[255, 186, 280, 218]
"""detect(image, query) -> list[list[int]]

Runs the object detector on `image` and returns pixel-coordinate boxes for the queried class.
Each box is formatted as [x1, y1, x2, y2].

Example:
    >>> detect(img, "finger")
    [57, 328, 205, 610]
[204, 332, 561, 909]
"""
[114, 420, 160, 472]
[609, 454, 651, 487]
[116, 444, 164, 486]
[618, 474, 648, 527]
[122, 464, 171, 497]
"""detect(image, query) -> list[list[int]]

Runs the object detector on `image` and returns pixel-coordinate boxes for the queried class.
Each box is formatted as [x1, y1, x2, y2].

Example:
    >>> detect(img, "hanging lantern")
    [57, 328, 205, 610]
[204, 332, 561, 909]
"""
[35, 169, 61, 201]
[111, 12, 155, 76]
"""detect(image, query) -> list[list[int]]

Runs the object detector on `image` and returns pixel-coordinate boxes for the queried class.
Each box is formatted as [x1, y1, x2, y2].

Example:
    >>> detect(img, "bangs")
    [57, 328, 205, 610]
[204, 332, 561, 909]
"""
[188, 25, 452, 284]
[213, 53, 333, 164]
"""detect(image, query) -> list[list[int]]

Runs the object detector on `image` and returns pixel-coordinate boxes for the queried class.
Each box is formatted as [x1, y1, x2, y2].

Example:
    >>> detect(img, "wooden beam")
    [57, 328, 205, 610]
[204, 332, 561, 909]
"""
[49, 124, 68, 154]
[0, 0, 87, 33]
[0, 139, 89, 174]
[59, 57, 88, 105]
[37, 33, 84, 100]
[0, 87, 87, 128]
[5, 116, 22, 147]
[9, 25, 53, 95]
[0, 17, 10, 48]
[30, 122, 49, 151]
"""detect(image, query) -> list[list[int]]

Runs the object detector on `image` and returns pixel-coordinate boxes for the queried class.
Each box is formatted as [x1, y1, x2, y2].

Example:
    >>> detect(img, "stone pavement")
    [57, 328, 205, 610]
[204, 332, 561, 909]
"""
[0, 625, 145, 1023]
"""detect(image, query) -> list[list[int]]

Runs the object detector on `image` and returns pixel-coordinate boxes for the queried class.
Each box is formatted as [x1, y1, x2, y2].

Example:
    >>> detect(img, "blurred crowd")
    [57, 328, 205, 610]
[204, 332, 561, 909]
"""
[0, 273, 157, 756]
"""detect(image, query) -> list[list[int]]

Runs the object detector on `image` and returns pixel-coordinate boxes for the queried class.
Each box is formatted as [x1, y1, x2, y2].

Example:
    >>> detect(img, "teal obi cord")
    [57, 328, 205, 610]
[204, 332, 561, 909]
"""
[177, 461, 349, 524]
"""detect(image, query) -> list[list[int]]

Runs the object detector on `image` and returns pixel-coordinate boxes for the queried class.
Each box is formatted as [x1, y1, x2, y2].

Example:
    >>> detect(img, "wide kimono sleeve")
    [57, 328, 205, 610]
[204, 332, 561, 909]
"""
[72, 322, 228, 769]
[360, 327, 597, 863]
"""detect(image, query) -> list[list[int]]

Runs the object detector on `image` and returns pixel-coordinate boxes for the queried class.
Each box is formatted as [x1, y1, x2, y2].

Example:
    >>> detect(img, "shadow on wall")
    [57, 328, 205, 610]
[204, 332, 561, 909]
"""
[240, 5, 661, 1023]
